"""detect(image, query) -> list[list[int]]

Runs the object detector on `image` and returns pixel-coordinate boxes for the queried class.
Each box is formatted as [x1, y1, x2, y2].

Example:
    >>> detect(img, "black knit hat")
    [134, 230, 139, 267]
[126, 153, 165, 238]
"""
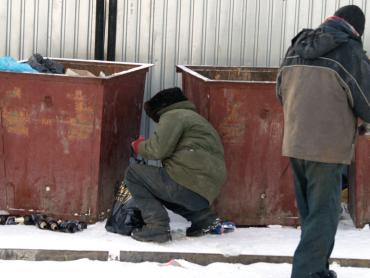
[144, 87, 188, 122]
[334, 5, 365, 36]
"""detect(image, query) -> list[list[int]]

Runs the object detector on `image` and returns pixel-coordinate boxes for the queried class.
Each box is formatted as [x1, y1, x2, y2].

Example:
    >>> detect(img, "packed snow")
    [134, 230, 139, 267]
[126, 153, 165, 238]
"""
[1, 210, 370, 277]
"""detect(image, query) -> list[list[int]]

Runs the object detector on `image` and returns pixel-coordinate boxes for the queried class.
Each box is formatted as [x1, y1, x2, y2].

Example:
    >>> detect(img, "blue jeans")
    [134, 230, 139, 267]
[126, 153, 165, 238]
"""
[290, 158, 345, 278]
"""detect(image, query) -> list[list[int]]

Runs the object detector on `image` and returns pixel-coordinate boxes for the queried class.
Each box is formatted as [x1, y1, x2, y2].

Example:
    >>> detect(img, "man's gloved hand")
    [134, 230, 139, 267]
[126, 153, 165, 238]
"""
[131, 136, 145, 154]
[358, 122, 370, 135]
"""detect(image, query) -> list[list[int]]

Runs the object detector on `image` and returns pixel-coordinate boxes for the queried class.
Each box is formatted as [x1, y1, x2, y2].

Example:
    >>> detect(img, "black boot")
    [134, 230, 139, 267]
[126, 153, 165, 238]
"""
[186, 217, 221, 237]
[131, 225, 171, 243]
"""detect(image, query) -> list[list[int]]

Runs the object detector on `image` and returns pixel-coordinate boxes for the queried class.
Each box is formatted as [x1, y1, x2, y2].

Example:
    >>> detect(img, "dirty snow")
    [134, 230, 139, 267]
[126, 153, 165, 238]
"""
[1, 211, 370, 277]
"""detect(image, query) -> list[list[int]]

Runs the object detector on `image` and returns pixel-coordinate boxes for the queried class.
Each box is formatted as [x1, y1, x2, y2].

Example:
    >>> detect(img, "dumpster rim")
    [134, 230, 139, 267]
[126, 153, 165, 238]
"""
[16, 58, 153, 80]
[176, 64, 277, 84]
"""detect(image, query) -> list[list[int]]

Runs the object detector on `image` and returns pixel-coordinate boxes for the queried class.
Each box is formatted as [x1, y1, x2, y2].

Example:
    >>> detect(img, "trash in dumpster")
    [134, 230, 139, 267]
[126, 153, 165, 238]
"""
[65, 68, 96, 77]
[26, 53, 65, 74]
[0, 56, 37, 73]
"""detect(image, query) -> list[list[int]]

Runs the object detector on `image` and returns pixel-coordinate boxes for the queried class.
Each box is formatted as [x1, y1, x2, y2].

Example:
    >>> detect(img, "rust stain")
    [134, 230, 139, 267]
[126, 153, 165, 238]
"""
[40, 118, 53, 126]
[0, 88, 95, 141]
[3, 110, 30, 135]
[6, 87, 22, 99]
[219, 101, 246, 143]
[1, 88, 30, 136]
[66, 90, 95, 140]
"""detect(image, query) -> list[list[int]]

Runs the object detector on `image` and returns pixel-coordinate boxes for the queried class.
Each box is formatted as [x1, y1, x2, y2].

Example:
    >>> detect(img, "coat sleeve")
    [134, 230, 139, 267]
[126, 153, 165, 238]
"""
[276, 44, 295, 106]
[138, 113, 184, 160]
[276, 70, 283, 105]
[353, 53, 370, 122]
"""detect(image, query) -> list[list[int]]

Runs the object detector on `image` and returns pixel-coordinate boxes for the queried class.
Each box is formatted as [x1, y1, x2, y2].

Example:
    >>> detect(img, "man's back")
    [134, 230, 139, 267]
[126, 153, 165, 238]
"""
[139, 100, 227, 204]
[277, 16, 370, 164]
[276, 6, 370, 278]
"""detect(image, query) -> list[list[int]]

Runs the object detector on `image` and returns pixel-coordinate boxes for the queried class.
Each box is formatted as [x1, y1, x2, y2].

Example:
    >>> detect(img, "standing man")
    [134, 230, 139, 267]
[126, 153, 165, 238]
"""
[126, 87, 227, 243]
[276, 5, 370, 278]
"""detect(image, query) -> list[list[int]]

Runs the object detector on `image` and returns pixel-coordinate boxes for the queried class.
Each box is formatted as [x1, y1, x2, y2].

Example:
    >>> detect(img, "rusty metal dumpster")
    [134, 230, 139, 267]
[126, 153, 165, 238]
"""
[177, 65, 298, 226]
[0, 59, 152, 223]
[349, 133, 370, 228]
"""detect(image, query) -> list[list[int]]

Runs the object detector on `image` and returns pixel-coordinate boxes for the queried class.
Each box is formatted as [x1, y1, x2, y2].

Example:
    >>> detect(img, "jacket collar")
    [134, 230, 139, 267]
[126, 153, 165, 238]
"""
[157, 101, 196, 116]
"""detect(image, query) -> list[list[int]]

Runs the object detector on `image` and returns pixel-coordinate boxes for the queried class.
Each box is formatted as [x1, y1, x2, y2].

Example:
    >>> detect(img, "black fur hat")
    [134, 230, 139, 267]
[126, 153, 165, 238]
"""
[334, 5, 365, 36]
[144, 87, 188, 122]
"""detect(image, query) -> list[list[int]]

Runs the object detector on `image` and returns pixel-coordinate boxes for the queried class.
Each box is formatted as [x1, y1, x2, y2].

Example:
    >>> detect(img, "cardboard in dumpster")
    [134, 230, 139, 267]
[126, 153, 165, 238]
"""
[65, 68, 96, 77]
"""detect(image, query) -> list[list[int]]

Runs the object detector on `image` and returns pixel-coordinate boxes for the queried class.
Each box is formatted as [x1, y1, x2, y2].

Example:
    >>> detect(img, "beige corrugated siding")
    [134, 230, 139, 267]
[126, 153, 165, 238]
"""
[0, 0, 369, 134]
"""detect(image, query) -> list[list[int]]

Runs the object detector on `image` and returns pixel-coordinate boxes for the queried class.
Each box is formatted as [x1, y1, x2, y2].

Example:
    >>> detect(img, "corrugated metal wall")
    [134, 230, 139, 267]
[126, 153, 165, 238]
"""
[0, 0, 95, 59]
[1, 0, 369, 133]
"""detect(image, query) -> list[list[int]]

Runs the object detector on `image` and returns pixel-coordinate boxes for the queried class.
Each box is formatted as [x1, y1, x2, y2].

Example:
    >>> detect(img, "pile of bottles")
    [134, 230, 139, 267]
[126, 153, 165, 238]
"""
[0, 214, 87, 233]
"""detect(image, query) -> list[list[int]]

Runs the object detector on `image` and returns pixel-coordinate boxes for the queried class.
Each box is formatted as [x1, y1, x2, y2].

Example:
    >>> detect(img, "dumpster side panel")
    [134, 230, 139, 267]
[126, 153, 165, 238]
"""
[98, 69, 148, 218]
[0, 116, 4, 209]
[179, 67, 298, 226]
[350, 135, 370, 228]
[207, 83, 297, 225]
[0, 74, 102, 221]
[181, 71, 210, 118]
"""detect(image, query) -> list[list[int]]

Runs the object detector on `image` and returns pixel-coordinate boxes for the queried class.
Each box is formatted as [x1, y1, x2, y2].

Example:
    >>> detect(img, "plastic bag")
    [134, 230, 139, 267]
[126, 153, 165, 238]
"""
[26, 53, 65, 74]
[105, 180, 144, 235]
[0, 56, 37, 73]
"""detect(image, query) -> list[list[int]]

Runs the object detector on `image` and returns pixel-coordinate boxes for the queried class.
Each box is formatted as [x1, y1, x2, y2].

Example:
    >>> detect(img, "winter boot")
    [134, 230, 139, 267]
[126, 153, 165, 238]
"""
[310, 270, 337, 278]
[186, 217, 221, 237]
[131, 225, 171, 243]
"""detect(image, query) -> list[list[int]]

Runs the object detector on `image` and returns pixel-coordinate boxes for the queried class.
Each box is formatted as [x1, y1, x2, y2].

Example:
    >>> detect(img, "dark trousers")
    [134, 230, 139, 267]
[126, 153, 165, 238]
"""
[290, 158, 345, 278]
[125, 164, 212, 228]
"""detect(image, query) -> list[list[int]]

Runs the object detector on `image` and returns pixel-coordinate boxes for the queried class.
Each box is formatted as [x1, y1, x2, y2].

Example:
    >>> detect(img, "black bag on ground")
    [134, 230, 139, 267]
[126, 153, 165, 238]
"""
[105, 180, 144, 235]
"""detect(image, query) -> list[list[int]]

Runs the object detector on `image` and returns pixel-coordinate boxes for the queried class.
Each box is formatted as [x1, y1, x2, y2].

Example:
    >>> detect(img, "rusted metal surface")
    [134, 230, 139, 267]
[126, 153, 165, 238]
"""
[0, 59, 151, 223]
[177, 65, 298, 226]
[349, 134, 370, 228]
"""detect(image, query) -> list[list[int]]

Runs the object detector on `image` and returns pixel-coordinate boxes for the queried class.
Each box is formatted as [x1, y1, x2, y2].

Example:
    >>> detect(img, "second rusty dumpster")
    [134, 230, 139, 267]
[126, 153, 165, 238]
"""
[349, 133, 370, 228]
[0, 59, 152, 223]
[177, 65, 298, 226]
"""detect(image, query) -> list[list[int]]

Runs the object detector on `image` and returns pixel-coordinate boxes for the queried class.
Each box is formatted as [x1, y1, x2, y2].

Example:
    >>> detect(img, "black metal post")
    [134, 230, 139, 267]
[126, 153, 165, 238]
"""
[107, 0, 118, 61]
[95, 0, 105, 60]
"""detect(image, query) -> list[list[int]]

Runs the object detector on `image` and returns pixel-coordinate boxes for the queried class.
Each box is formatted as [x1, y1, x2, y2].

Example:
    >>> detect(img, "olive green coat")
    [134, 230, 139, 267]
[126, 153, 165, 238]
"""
[138, 101, 227, 204]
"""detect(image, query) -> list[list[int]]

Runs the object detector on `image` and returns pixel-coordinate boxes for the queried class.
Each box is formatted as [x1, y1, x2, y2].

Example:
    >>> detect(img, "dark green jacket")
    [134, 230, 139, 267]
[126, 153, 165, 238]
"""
[138, 101, 227, 204]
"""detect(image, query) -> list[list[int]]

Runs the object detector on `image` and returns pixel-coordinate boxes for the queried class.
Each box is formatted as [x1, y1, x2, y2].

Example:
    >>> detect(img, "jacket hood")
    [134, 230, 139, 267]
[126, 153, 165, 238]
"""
[293, 17, 361, 59]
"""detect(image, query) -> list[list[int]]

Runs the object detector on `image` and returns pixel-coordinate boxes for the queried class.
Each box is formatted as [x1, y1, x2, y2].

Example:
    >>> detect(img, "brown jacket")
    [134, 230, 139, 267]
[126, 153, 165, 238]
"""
[277, 19, 370, 165]
[277, 66, 356, 164]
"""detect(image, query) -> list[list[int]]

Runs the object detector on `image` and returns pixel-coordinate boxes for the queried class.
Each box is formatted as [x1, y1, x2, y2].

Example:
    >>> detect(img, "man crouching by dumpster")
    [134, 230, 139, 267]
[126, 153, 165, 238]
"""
[277, 5, 370, 278]
[125, 87, 227, 243]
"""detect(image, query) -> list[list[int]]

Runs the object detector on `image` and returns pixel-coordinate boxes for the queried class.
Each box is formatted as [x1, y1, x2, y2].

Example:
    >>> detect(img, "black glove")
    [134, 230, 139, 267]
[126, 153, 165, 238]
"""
[358, 122, 370, 135]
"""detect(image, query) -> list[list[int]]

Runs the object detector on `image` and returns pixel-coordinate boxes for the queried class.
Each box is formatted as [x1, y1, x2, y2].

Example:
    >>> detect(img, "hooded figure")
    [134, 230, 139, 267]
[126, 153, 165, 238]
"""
[276, 5, 370, 278]
[125, 87, 227, 243]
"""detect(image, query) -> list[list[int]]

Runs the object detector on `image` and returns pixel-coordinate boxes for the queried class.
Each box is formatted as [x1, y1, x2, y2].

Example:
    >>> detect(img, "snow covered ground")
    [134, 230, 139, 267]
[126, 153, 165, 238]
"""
[2, 259, 370, 278]
[1, 211, 370, 277]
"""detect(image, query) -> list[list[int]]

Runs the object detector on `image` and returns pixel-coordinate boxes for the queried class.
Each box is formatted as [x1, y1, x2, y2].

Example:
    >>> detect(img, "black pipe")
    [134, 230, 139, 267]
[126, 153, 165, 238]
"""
[107, 0, 118, 61]
[95, 0, 105, 60]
